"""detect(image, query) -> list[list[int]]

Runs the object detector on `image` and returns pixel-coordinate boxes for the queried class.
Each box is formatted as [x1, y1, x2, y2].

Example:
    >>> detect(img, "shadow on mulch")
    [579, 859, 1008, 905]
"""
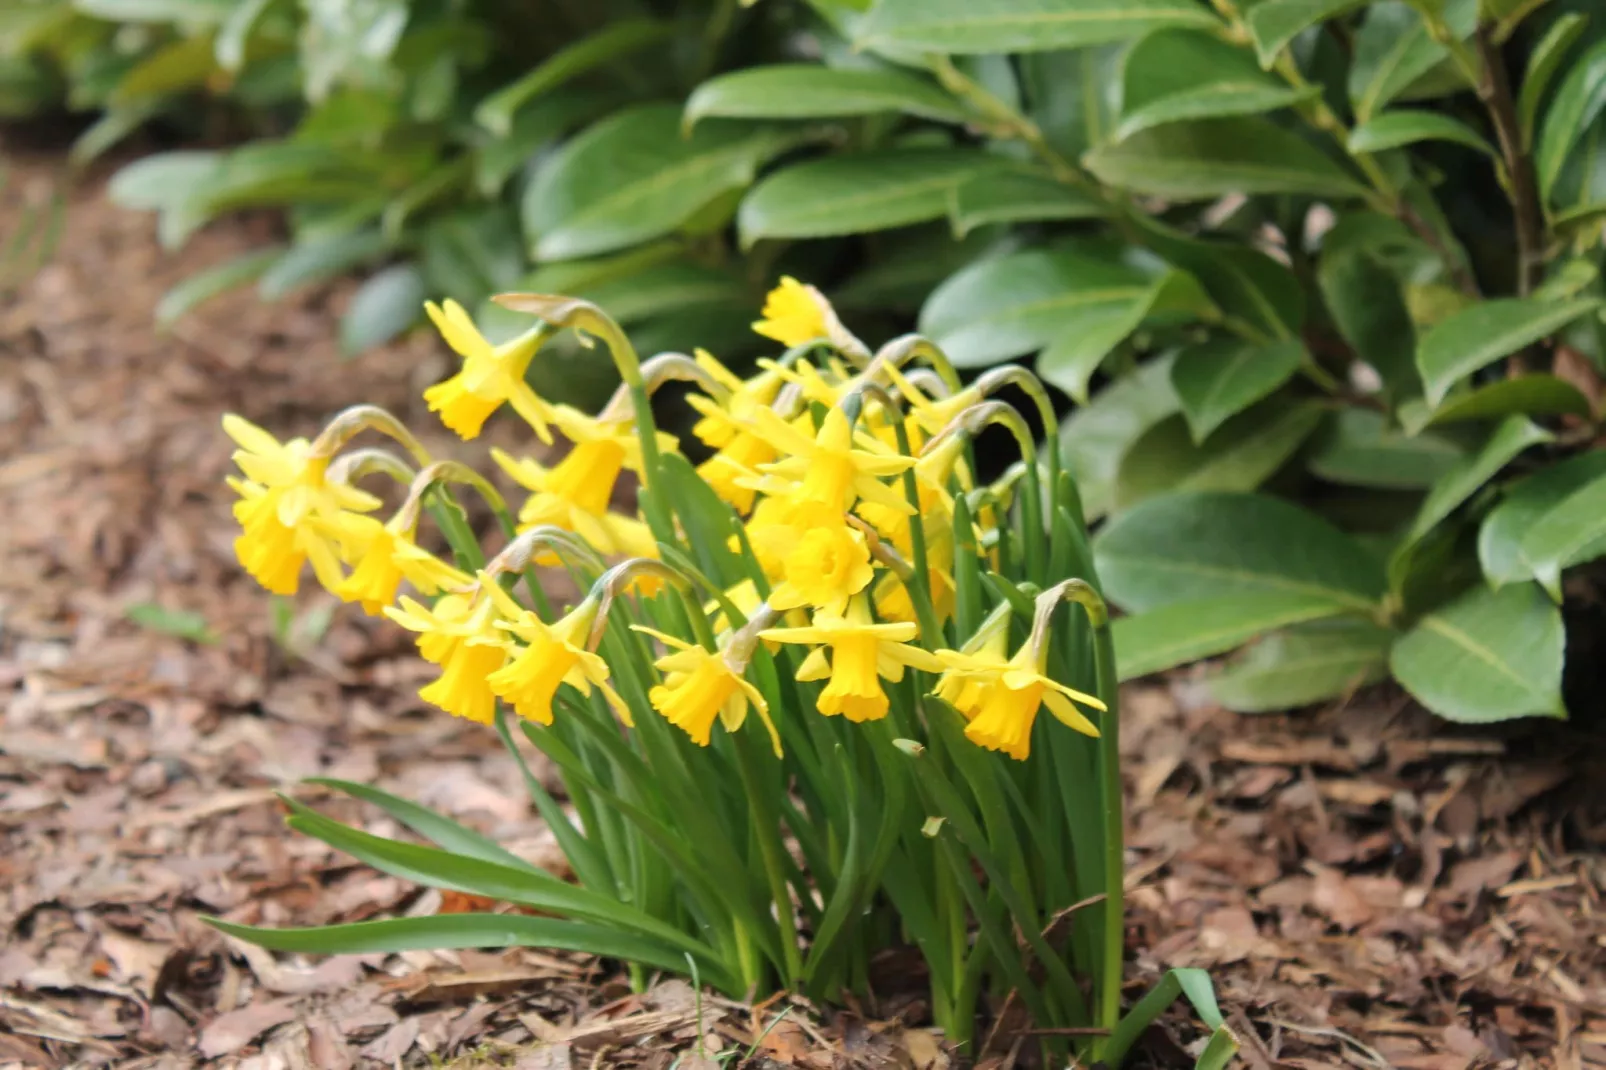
[1, 150, 1602, 1070]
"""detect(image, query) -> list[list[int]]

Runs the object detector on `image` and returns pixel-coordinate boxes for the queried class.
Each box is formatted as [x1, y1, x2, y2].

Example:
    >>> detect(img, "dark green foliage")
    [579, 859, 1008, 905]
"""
[12, 0, 1606, 721]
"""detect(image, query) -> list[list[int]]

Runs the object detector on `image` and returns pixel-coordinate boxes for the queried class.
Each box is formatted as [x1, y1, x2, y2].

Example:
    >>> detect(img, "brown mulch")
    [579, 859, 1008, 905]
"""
[2, 149, 1604, 1070]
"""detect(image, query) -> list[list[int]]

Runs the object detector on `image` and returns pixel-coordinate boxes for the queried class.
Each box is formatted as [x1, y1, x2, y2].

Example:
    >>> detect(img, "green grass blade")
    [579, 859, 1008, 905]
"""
[304, 776, 542, 872]
[206, 913, 716, 981]
[280, 797, 721, 968]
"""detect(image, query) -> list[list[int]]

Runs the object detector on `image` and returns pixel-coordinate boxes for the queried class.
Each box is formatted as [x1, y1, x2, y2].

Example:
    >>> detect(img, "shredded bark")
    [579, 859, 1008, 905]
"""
[2, 153, 1602, 1069]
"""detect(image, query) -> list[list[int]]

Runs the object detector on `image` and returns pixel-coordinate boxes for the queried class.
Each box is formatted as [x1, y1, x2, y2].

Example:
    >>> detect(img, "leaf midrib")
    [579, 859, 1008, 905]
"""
[543, 138, 766, 236]
[1102, 552, 1379, 609]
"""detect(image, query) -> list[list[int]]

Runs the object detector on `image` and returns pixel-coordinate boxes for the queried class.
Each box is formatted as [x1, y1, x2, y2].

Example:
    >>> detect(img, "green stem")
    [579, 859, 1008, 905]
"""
[1089, 616, 1124, 1048]
[733, 730, 803, 988]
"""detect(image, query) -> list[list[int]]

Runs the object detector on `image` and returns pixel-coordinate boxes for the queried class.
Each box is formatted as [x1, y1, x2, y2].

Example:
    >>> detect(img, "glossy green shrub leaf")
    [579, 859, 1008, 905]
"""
[1518, 14, 1587, 144]
[215, 0, 274, 71]
[112, 31, 217, 103]
[1348, 110, 1495, 156]
[1114, 403, 1324, 508]
[74, 0, 234, 24]
[155, 246, 283, 325]
[1401, 375, 1592, 431]
[1113, 591, 1349, 680]
[1207, 619, 1394, 712]
[259, 229, 389, 299]
[1246, 0, 1367, 68]
[1403, 415, 1552, 546]
[1317, 238, 1420, 398]
[1116, 29, 1314, 140]
[1094, 491, 1386, 612]
[1086, 117, 1368, 201]
[1020, 45, 1123, 158]
[918, 244, 1179, 374]
[526, 105, 790, 262]
[1520, 468, 1606, 598]
[1537, 37, 1606, 203]
[474, 90, 621, 197]
[1309, 409, 1463, 489]
[1135, 215, 1305, 336]
[474, 19, 672, 137]
[1060, 356, 1180, 520]
[946, 169, 1106, 237]
[1348, 0, 1474, 123]
[340, 262, 424, 353]
[108, 150, 221, 210]
[738, 148, 993, 245]
[685, 64, 969, 127]
[1415, 295, 1605, 405]
[1170, 336, 1305, 442]
[1479, 451, 1606, 587]
[1037, 270, 1216, 402]
[1390, 583, 1566, 722]
[855, 0, 1219, 55]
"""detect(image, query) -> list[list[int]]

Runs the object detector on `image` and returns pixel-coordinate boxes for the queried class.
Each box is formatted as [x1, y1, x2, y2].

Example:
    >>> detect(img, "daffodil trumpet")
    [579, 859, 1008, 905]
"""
[219, 276, 1173, 1067]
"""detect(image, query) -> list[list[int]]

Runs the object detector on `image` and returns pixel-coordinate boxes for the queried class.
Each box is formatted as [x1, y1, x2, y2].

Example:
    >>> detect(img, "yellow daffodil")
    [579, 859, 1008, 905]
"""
[423, 300, 555, 443]
[637, 627, 778, 753]
[932, 638, 1104, 760]
[492, 406, 671, 559]
[744, 406, 914, 514]
[767, 513, 874, 616]
[752, 276, 827, 347]
[224, 414, 380, 596]
[687, 351, 785, 514]
[739, 494, 810, 581]
[761, 597, 942, 722]
[325, 512, 469, 615]
[881, 361, 982, 438]
[874, 565, 956, 626]
[480, 588, 626, 726]
[387, 588, 508, 725]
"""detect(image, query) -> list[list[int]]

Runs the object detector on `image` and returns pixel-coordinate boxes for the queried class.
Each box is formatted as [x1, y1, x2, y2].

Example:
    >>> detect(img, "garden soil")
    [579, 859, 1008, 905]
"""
[2, 150, 1603, 1070]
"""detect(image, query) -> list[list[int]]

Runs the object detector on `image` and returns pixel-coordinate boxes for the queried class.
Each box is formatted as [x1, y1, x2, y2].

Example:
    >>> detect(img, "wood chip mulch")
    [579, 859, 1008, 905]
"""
[2, 150, 1603, 1070]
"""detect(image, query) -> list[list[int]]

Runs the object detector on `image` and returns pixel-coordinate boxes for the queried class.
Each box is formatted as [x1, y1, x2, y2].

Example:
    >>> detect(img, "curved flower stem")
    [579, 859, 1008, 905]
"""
[926, 401, 1045, 584]
[973, 364, 1062, 496]
[1036, 580, 1122, 1050]
[590, 558, 715, 652]
[492, 293, 677, 543]
[327, 448, 415, 488]
[598, 352, 732, 422]
[312, 404, 433, 466]
[869, 334, 964, 396]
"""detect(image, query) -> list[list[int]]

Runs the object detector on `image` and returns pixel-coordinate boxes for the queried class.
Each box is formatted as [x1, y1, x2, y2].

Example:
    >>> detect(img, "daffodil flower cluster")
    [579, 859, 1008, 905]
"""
[224, 278, 1101, 761]
[216, 279, 1227, 1069]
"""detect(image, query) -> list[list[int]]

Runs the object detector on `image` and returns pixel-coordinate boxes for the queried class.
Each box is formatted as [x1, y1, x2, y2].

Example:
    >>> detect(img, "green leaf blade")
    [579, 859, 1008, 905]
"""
[1479, 451, 1606, 588]
[1348, 109, 1495, 156]
[685, 65, 969, 127]
[946, 169, 1107, 237]
[1085, 117, 1369, 201]
[527, 105, 789, 262]
[1207, 619, 1393, 712]
[856, 0, 1220, 55]
[1170, 336, 1305, 441]
[1113, 591, 1350, 680]
[1415, 295, 1605, 406]
[1390, 583, 1566, 723]
[1093, 491, 1387, 612]
[1117, 29, 1315, 140]
[738, 148, 993, 245]
[474, 19, 674, 137]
